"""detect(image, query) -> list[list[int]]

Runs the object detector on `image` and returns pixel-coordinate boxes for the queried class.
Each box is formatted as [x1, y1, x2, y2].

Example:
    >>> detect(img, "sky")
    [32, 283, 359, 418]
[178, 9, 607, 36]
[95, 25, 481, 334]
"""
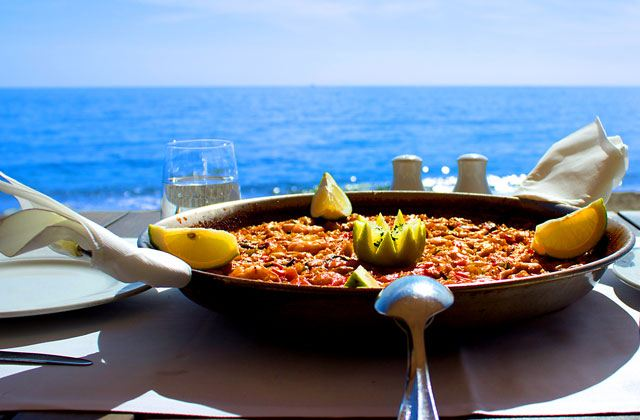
[0, 0, 639, 87]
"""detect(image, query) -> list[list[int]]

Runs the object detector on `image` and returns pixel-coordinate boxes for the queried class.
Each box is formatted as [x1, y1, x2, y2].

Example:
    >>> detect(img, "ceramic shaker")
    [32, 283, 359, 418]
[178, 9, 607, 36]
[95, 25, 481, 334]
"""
[453, 153, 491, 194]
[391, 155, 424, 191]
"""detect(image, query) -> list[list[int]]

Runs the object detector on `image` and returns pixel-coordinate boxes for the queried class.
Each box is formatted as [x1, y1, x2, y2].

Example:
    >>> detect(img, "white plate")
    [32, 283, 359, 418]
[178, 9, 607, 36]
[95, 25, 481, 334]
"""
[612, 240, 640, 291]
[0, 247, 150, 318]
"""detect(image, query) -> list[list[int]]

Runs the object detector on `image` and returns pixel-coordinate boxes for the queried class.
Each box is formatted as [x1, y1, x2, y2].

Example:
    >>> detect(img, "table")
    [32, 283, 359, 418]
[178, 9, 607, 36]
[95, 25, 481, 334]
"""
[1, 210, 640, 420]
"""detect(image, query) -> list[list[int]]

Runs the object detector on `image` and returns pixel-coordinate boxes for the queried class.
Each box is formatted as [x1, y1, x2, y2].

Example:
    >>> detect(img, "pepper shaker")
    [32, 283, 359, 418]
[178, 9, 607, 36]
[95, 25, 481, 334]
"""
[391, 155, 424, 191]
[453, 153, 491, 194]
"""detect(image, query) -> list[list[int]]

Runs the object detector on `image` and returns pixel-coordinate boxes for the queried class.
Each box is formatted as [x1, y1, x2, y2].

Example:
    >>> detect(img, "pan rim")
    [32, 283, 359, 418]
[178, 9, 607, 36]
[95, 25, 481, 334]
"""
[139, 191, 635, 293]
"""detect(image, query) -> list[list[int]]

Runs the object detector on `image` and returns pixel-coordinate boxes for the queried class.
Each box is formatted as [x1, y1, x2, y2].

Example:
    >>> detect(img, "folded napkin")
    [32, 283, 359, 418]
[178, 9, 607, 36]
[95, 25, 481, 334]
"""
[513, 117, 628, 207]
[0, 172, 191, 288]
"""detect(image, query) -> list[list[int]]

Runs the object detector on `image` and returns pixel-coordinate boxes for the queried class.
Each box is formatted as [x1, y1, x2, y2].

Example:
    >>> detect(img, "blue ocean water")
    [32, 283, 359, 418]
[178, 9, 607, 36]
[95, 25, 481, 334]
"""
[1, 87, 639, 212]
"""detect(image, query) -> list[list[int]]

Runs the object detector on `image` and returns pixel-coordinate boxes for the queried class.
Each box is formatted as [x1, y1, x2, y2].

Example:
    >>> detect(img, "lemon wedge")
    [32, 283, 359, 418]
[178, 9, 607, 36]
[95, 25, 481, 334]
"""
[148, 224, 239, 269]
[345, 265, 380, 288]
[532, 198, 607, 259]
[310, 172, 352, 220]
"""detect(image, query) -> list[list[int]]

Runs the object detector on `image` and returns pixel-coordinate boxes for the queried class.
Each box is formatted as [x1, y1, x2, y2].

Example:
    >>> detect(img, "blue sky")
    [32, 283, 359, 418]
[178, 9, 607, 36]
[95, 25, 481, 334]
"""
[1, 0, 638, 87]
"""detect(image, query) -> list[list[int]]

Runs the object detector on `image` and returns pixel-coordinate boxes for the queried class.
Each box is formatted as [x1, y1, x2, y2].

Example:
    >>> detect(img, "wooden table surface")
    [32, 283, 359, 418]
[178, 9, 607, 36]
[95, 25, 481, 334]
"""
[2, 210, 640, 420]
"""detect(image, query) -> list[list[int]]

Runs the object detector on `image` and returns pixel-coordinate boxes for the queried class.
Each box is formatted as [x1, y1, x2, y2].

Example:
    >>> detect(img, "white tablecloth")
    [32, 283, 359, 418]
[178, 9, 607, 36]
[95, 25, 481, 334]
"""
[1, 247, 639, 418]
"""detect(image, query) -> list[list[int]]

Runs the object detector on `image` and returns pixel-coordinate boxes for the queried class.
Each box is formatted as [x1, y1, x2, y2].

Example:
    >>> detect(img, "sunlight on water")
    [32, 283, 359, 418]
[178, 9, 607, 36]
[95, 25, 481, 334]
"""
[268, 173, 528, 197]
[0, 87, 638, 211]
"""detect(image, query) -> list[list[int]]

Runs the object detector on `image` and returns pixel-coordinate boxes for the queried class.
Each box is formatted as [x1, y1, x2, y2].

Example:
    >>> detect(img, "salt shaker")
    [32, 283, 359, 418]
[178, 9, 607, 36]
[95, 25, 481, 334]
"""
[453, 153, 491, 194]
[391, 155, 424, 191]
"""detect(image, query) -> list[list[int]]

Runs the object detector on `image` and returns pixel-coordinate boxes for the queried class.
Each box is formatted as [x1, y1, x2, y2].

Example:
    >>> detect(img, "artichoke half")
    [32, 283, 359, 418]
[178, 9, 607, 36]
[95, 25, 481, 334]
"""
[352, 210, 426, 267]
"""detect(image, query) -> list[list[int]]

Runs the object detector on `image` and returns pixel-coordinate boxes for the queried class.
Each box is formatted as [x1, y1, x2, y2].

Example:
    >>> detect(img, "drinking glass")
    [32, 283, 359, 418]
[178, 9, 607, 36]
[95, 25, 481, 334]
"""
[161, 139, 240, 218]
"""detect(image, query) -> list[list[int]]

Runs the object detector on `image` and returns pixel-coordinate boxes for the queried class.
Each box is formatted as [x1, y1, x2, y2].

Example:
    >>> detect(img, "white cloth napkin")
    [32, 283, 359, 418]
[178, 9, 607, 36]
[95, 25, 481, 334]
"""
[0, 171, 191, 288]
[513, 117, 628, 207]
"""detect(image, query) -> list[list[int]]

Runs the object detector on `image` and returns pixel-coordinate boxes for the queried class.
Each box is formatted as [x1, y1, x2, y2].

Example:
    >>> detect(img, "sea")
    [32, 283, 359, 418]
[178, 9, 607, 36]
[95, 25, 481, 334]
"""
[1, 87, 639, 213]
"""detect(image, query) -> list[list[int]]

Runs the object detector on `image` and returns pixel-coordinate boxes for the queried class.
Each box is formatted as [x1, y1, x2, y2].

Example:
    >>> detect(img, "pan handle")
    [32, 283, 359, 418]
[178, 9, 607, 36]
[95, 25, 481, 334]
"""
[398, 321, 438, 420]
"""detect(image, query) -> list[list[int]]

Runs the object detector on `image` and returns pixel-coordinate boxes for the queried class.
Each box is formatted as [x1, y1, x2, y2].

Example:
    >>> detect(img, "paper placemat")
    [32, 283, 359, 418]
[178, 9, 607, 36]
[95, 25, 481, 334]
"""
[1, 266, 639, 418]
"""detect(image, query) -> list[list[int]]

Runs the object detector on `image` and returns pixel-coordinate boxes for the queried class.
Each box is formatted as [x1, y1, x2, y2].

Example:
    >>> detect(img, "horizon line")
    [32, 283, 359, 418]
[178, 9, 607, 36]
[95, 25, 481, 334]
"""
[1, 84, 639, 89]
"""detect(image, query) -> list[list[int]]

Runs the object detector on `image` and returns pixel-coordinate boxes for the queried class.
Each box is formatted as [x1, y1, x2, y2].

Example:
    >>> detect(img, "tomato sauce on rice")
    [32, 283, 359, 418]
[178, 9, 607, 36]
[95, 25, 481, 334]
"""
[210, 213, 595, 287]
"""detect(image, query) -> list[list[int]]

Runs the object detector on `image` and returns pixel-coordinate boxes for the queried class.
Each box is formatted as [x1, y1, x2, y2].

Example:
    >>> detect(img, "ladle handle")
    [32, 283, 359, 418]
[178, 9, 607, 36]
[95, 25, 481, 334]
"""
[399, 323, 438, 420]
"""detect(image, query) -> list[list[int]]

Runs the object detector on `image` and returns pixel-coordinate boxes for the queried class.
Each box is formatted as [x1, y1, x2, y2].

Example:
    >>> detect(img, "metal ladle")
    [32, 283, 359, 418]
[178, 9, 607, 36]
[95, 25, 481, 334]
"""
[375, 275, 454, 420]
